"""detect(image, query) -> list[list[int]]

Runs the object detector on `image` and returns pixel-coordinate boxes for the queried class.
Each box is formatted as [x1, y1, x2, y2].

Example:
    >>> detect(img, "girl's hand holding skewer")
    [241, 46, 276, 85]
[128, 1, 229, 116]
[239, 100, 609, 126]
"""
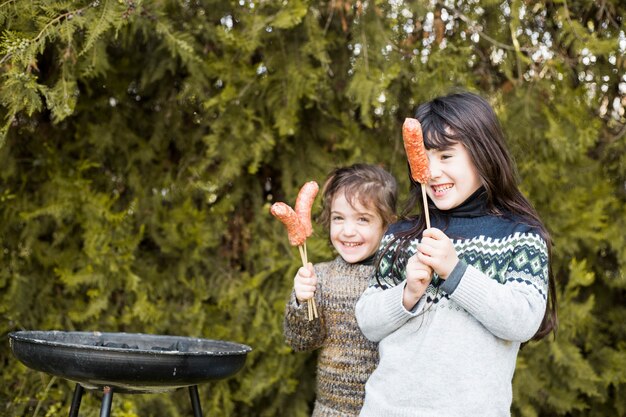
[294, 263, 317, 304]
[416, 228, 459, 280]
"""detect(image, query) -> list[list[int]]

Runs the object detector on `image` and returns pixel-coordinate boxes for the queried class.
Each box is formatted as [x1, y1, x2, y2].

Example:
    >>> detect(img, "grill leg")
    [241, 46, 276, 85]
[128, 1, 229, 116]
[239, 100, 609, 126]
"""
[188, 385, 204, 417]
[99, 386, 113, 417]
[68, 384, 84, 417]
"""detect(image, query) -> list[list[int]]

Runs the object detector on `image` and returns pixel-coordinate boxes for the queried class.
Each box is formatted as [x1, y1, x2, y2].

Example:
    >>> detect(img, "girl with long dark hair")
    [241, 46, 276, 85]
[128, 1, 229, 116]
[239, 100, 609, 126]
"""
[355, 92, 557, 417]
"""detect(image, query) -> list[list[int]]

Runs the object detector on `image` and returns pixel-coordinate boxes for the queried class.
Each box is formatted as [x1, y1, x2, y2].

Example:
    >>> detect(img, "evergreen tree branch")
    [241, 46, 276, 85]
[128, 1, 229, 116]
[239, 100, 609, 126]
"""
[608, 122, 626, 143]
[360, 22, 369, 73]
[80, 0, 116, 56]
[0, 6, 86, 65]
[32, 376, 57, 417]
[32, 7, 87, 45]
[448, 4, 531, 53]
[323, 0, 336, 35]
[595, 0, 620, 29]
[508, 21, 523, 82]
[562, 0, 586, 43]
[0, 0, 18, 9]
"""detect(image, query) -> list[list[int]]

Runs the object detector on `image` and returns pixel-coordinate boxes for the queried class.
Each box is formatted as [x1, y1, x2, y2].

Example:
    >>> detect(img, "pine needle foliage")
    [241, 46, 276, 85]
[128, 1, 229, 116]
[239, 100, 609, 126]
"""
[1, 0, 624, 416]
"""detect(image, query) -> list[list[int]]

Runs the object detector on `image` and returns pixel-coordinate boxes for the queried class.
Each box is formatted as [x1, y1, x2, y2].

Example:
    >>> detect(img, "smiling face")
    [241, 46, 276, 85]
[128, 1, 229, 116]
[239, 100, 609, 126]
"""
[425, 142, 483, 211]
[329, 193, 385, 264]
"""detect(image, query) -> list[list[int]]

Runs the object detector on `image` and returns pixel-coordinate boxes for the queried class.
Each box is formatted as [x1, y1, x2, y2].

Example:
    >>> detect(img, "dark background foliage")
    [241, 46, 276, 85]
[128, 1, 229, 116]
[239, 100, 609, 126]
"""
[1, 0, 624, 416]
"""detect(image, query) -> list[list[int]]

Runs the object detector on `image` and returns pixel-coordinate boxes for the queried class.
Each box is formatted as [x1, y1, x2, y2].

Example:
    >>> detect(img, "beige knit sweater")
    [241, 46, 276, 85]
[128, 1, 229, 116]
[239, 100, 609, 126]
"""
[284, 257, 379, 417]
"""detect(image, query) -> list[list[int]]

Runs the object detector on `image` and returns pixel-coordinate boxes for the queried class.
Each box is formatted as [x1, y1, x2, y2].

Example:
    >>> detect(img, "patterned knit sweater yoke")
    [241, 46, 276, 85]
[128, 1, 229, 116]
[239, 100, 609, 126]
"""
[284, 257, 379, 417]
[376, 207, 548, 296]
[355, 190, 549, 417]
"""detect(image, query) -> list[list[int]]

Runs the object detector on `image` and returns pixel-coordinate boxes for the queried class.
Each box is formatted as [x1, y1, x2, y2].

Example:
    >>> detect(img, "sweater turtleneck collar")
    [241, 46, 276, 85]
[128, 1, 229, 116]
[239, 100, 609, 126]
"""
[429, 187, 489, 218]
[358, 253, 376, 266]
[337, 253, 376, 266]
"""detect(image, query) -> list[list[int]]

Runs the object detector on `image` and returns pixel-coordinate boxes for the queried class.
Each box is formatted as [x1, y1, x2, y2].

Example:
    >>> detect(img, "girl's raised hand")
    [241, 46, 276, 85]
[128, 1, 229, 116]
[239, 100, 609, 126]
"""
[294, 262, 317, 304]
[417, 228, 459, 279]
[403, 254, 432, 310]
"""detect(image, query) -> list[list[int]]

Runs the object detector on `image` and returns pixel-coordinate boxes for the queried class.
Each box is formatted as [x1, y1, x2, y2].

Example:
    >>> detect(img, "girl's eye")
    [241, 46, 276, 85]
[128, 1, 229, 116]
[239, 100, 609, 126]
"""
[358, 217, 370, 224]
[441, 154, 453, 160]
[331, 216, 343, 222]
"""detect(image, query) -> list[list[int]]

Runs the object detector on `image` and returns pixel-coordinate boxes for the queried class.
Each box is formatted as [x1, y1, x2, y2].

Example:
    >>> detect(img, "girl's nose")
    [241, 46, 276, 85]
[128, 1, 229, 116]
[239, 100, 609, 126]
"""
[429, 165, 441, 180]
[428, 159, 441, 180]
[343, 221, 357, 236]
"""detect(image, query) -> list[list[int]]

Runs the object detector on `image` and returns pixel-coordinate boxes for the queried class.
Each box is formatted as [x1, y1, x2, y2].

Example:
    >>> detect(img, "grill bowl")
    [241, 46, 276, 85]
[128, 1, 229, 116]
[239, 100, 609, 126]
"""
[9, 330, 251, 393]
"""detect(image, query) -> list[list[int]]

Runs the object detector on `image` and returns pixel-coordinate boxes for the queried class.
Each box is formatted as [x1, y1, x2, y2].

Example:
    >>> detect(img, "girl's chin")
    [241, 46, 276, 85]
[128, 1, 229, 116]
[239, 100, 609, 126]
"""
[341, 253, 364, 263]
[430, 195, 458, 211]
[433, 202, 454, 210]
[339, 249, 371, 264]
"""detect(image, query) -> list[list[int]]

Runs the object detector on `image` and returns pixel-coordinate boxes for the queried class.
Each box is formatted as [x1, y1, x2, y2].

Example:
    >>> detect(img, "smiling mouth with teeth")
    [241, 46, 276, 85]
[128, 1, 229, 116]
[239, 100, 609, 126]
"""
[343, 242, 362, 247]
[432, 184, 453, 193]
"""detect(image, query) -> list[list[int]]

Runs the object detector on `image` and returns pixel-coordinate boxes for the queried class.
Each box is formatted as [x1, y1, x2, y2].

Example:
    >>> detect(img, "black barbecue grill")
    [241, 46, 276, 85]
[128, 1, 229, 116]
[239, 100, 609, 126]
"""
[9, 330, 252, 417]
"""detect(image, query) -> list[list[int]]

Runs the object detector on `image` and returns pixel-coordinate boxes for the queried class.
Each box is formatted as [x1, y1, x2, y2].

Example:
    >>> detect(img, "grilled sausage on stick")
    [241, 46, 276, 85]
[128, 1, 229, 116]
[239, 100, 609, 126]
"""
[270, 202, 307, 246]
[294, 181, 319, 318]
[270, 189, 319, 320]
[295, 181, 319, 238]
[402, 117, 431, 228]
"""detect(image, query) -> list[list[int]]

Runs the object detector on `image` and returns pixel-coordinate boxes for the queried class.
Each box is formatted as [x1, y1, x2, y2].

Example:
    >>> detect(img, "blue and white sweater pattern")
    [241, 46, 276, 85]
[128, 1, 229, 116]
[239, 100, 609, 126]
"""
[373, 226, 548, 304]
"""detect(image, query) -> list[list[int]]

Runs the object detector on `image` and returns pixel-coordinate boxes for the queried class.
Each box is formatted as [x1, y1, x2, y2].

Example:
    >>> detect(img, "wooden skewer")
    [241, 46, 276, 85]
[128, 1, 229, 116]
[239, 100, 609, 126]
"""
[304, 242, 319, 319]
[421, 184, 430, 229]
[298, 244, 306, 265]
[298, 244, 318, 321]
[311, 290, 319, 318]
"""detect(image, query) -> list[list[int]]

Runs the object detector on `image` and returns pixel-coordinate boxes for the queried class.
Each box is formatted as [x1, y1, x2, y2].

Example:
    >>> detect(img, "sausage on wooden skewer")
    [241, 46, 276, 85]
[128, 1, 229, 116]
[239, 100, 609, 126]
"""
[295, 181, 319, 238]
[270, 202, 307, 246]
[402, 117, 432, 228]
[271, 182, 320, 320]
[402, 117, 431, 184]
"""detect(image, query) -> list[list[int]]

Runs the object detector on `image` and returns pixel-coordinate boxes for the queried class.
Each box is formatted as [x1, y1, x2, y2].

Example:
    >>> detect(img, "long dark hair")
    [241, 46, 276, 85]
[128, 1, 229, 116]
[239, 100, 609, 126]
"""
[388, 92, 557, 341]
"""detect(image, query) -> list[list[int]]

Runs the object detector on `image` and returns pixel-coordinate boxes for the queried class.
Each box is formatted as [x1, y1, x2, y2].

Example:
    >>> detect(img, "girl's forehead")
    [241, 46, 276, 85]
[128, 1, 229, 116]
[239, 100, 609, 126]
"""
[332, 192, 376, 212]
[424, 125, 459, 148]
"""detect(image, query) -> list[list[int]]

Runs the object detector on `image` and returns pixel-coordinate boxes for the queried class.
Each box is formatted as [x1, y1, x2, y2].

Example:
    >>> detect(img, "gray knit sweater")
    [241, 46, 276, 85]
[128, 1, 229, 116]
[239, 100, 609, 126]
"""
[355, 205, 549, 417]
[284, 257, 379, 417]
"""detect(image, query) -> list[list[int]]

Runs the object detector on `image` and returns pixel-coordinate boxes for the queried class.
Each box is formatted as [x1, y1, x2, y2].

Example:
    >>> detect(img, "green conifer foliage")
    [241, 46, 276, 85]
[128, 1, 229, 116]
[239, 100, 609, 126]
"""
[1, 1, 624, 416]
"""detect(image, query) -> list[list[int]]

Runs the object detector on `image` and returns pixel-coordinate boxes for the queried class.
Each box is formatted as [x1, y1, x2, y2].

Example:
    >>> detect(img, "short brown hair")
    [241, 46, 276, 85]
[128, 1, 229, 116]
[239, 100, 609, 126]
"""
[317, 163, 397, 229]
